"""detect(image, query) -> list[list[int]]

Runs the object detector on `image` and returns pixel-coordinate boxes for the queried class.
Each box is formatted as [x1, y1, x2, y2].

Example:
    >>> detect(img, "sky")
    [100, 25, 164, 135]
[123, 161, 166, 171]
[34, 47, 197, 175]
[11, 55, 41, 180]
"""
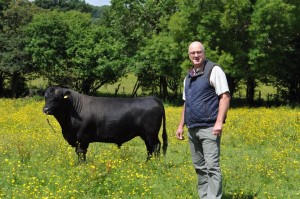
[85, 0, 110, 7]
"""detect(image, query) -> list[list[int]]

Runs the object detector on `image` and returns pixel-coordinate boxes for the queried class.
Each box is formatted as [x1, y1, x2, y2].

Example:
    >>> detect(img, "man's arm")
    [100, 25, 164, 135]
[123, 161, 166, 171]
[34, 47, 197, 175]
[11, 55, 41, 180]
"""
[213, 92, 230, 136]
[176, 103, 185, 140]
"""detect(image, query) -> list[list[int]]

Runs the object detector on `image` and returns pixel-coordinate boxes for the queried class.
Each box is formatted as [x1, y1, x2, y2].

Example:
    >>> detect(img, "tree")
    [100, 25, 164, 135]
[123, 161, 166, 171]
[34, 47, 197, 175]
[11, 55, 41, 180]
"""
[249, 0, 299, 104]
[218, 0, 255, 103]
[25, 10, 126, 94]
[168, 0, 239, 95]
[33, 0, 93, 13]
[109, 0, 177, 55]
[25, 10, 70, 85]
[168, 0, 299, 105]
[108, 0, 178, 98]
[0, 0, 41, 97]
[0, 0, 11, 95]
[134, 33, 182, 99]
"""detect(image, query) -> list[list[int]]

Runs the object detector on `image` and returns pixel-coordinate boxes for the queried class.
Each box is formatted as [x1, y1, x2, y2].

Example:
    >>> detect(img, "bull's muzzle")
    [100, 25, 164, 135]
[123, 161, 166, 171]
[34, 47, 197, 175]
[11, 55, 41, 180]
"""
[43, 107, 50, 115]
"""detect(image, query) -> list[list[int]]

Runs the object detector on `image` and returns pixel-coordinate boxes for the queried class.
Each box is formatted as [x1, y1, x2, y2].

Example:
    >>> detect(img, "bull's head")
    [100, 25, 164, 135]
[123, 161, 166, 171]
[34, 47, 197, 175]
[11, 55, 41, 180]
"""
[43, 86, 71, 115]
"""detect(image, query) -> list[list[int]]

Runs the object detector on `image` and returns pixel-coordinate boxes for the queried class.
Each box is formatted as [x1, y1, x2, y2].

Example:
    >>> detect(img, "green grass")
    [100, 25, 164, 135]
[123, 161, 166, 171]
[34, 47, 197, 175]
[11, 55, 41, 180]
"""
[27, 77, 48, 89]
[232, 82, 277, 100]
[0, 99, 299, 198]
[100, 74, 141, 95]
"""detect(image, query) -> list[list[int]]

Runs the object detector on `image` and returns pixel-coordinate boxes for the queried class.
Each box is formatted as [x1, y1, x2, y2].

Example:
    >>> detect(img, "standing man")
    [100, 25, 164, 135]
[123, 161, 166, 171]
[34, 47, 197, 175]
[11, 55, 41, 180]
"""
[176, 41, 230, 199]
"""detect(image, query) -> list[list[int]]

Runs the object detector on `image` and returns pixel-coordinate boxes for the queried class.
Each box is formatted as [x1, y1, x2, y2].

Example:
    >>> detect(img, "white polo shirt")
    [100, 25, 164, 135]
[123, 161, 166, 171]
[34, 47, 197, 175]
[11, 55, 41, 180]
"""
[183, 66, 230, 100]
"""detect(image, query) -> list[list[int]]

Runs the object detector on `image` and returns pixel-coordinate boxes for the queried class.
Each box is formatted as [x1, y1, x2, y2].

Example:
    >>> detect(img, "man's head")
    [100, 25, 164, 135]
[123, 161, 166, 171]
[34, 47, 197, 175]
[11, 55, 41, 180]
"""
[188, 41, 206, 68]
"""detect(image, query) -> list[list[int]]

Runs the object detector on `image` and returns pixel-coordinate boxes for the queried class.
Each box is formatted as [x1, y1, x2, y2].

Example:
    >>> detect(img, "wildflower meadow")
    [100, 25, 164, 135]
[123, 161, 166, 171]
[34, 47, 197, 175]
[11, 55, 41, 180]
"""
[0, 98, 299, 199]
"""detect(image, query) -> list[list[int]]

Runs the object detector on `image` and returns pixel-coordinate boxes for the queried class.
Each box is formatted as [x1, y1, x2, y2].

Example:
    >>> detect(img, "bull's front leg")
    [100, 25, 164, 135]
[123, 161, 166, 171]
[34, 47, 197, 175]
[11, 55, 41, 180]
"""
[75, 142, 89, 162]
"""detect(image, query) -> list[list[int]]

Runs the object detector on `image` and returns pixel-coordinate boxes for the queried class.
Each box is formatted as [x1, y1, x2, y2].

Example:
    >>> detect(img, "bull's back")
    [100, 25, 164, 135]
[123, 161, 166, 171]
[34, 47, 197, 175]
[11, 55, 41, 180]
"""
[83, 96, 162, 114]
[77, 96, 163, 140]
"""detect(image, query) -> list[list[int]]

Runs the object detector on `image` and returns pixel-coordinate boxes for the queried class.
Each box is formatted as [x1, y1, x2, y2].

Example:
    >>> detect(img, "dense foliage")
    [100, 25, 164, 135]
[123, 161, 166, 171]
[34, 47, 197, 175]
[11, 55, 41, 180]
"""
[0, 0, 299, 104]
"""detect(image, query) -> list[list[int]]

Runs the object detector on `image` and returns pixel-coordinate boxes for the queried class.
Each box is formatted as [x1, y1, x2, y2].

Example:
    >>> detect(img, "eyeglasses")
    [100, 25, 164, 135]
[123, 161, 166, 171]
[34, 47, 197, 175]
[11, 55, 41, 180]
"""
[189, 51, 204, 55]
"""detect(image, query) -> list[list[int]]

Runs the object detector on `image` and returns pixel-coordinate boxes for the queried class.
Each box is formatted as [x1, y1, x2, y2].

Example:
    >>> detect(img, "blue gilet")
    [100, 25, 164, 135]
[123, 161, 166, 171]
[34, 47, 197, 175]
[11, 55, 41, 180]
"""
[184, 60, 219, 129]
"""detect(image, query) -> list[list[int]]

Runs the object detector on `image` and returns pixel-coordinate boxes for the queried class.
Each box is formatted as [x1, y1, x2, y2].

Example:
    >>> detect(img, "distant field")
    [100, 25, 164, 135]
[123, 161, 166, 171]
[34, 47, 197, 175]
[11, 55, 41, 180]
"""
[27, 74, 142, 96]
[0, 98, 299, 198]
[232, 82, 277, 100]
[29, 74, 277, 101]
[27, 77, 47, 89]
[100, 74, 141, 95]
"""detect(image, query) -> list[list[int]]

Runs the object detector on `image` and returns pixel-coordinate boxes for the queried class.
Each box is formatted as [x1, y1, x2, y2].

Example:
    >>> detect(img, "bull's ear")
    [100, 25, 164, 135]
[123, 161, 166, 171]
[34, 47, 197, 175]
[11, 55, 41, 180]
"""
[63, 91, 71, 99]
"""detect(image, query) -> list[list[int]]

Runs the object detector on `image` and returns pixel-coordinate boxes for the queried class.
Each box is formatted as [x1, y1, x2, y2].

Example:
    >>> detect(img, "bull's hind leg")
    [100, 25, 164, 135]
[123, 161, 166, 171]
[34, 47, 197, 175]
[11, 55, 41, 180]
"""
[154, 140, 161, 158]
[75, 142, 89, 163]
[143, 136, 161, 161]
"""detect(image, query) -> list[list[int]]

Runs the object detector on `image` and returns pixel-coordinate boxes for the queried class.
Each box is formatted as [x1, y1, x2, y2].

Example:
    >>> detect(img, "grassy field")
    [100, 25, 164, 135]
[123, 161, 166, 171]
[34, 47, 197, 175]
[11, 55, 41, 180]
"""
[0, 98, 299, 199]
[28, 74, 277, 101]
[27, 74, 141, 97]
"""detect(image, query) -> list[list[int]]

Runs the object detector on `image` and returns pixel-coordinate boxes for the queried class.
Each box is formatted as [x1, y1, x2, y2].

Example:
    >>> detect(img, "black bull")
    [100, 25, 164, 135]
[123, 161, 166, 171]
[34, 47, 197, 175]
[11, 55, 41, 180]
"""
[43, 86, 168, 161]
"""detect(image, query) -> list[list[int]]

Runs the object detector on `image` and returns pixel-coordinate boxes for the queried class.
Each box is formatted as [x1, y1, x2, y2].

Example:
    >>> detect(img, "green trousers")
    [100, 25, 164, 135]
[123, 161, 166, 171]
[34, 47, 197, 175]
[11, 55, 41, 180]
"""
[188, 127, 222, 199]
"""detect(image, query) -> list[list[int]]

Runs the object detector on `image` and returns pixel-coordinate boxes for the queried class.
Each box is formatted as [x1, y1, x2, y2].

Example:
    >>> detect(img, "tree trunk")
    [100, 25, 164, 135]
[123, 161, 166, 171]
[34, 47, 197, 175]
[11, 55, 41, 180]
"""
[131, 79, 140, 97]
[246, 77, 255, 105]
[160, 76, 168, 100]
[226, 74, 238, 97]
[0, 73, 4, 97]
[10, 72, 26, 98]
[81, 79, 93, 95]
[289, 81, 300, 105]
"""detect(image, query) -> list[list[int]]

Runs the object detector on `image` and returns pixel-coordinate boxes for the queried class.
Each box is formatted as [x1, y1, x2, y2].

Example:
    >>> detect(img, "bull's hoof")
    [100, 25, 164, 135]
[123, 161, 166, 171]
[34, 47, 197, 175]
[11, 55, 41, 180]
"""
[77, 153, 86, 163]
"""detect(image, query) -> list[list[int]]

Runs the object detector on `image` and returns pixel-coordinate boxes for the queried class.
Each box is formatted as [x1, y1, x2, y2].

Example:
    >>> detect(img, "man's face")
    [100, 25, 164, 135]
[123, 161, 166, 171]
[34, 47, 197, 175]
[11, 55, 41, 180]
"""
[189, 42, 205, 68]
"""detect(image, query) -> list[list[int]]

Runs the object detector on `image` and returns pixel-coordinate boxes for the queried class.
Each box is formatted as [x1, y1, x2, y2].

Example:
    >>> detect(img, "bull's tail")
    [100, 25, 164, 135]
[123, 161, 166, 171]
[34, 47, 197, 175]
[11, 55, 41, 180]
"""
[153, 97, 168, 156]
[161, 102, 168, 156]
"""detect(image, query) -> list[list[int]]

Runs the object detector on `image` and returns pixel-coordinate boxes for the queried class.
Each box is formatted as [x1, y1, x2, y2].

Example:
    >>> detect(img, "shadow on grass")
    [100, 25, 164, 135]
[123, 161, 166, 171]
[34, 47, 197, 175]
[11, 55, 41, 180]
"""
[223, 194, 256, 199]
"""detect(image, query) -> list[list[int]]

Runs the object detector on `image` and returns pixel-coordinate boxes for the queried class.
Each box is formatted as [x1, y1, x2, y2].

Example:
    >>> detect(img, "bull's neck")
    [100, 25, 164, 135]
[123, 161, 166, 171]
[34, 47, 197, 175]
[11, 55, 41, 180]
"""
[54, 111, 71, 131]
[71, 93, 83, 114]
[53, 93, 82, 131]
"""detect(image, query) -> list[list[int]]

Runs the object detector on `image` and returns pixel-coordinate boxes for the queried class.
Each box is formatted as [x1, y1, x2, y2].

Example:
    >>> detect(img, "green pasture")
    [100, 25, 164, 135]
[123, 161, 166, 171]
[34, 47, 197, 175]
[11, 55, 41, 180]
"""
[0, 99, 299, 198]
[28, 74, 140, 96]
[28, 74, 277, 102]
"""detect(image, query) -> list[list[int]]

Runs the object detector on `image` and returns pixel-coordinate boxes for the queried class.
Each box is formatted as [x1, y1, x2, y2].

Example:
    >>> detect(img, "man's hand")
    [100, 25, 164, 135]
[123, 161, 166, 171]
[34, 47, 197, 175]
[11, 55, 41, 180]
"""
[176, 127, 185, 140]
[213, 121, 223, 136]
